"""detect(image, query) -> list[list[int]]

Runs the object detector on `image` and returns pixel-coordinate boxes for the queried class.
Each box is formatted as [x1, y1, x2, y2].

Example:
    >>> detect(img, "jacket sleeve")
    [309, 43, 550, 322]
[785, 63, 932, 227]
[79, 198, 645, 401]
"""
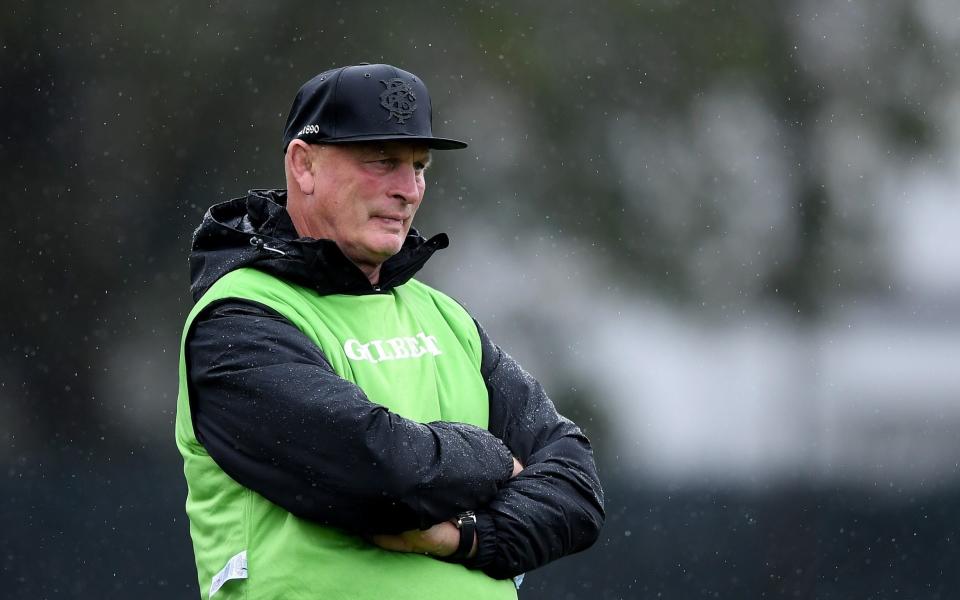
[465, 321, 605, 579]
[185, 300, 514, 535]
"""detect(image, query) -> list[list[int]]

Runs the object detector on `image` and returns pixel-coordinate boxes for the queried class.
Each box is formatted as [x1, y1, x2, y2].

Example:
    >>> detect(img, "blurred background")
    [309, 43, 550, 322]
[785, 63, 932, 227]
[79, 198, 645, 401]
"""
[3, 1, 959, 597]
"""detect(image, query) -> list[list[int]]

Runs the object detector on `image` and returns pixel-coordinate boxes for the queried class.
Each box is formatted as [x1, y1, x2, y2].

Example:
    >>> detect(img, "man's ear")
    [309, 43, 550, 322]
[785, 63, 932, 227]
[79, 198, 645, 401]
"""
[286, 140, 316, 196]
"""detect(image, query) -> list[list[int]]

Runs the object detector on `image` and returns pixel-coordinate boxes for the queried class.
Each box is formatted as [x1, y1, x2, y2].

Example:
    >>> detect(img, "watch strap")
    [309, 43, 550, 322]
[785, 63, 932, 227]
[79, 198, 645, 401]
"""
[450, 511, 477, 561]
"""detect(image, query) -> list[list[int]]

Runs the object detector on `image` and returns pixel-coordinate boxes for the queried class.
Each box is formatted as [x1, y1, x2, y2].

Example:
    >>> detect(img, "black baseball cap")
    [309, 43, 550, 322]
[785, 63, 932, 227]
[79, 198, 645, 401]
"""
[282, 63, 468, 152]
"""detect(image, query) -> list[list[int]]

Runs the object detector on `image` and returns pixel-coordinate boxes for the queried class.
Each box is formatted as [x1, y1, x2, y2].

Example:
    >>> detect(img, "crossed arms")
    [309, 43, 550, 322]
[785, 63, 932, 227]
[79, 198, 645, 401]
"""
[186, 301, 604, 579]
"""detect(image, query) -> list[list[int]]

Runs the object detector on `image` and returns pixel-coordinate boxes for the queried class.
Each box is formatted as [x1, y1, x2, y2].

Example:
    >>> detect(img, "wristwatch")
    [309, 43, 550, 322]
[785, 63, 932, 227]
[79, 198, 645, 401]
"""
[450, 511, 477, 561]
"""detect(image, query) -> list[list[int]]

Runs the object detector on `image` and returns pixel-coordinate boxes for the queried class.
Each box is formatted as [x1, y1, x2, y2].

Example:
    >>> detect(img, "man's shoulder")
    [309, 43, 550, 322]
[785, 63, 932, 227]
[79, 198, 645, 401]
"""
[399, 278, 472, 314]
[204, 267, 312, 298]
[187, 267, 309, 324]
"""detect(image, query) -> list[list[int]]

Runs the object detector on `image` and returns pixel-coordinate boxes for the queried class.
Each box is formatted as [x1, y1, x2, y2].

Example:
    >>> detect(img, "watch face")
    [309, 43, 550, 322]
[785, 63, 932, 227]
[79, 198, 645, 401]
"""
[457, 513, 476, 528]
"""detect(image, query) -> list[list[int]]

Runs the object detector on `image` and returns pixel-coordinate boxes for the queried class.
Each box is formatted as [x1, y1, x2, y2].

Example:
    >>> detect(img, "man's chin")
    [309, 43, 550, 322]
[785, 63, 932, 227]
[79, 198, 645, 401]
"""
[360, 236, 407, 263]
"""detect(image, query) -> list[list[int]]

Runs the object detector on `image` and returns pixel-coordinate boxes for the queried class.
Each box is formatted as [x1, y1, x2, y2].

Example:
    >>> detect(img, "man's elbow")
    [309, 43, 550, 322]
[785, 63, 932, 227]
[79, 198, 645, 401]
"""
[572, 486, 605, 552]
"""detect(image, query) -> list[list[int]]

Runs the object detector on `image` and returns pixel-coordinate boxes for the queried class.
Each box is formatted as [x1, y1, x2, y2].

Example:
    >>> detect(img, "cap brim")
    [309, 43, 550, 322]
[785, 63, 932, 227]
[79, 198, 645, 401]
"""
[317, 133, 468, 150]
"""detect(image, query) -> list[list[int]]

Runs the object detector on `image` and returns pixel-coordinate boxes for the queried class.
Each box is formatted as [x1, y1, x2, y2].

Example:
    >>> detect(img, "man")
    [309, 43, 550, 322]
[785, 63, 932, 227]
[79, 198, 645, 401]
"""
[175, 63, 604, 600]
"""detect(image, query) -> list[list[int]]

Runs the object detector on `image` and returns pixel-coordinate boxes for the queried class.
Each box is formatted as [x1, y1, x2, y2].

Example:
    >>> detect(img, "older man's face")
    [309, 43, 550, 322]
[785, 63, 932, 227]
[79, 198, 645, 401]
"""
[295, 141, 431, 272]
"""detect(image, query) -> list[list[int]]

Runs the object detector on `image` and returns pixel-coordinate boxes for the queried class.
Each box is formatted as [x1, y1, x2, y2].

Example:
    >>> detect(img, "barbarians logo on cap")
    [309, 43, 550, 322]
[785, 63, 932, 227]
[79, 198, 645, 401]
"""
[379, 78, 417, 124]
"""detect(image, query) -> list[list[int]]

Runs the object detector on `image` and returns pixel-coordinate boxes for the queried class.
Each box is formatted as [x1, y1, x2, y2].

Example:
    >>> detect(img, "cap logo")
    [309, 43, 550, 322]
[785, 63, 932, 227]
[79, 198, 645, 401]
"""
[379, 78, 417, 124]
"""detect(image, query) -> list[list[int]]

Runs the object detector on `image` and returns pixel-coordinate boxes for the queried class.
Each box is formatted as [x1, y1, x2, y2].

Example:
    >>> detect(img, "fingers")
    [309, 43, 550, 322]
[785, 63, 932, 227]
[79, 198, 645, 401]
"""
[369, 522, 459, 556]
[370, 534, 411, 553]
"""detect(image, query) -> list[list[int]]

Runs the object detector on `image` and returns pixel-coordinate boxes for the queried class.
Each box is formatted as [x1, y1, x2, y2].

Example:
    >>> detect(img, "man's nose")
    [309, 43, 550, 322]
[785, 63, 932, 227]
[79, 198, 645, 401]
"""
[391, 163, 421, 203]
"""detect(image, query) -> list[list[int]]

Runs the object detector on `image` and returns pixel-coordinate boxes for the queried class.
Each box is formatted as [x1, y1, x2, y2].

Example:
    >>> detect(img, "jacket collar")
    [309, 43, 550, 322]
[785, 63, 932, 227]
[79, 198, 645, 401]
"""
[189, 189, 448, 302]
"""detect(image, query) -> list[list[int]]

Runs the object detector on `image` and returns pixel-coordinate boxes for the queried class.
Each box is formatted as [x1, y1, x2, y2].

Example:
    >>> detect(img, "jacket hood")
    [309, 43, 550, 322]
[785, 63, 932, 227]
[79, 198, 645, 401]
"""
[189, 189, 449, 302]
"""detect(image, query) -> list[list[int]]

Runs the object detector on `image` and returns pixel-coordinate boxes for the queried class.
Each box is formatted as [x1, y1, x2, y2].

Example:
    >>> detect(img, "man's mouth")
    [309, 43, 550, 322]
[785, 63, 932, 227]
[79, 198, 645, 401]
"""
[372, 214, 406, 225]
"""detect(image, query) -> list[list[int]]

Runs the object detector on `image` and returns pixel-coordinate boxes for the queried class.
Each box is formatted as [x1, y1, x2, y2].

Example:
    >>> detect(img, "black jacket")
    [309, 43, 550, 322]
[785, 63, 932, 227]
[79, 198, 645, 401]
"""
[185, 190, 604, 579]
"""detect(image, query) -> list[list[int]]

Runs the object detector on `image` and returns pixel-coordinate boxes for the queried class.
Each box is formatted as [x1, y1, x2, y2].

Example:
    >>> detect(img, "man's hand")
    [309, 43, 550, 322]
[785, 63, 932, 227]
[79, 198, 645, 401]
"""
[371, 456, 522, 558]
[370, 520, 463, 557]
